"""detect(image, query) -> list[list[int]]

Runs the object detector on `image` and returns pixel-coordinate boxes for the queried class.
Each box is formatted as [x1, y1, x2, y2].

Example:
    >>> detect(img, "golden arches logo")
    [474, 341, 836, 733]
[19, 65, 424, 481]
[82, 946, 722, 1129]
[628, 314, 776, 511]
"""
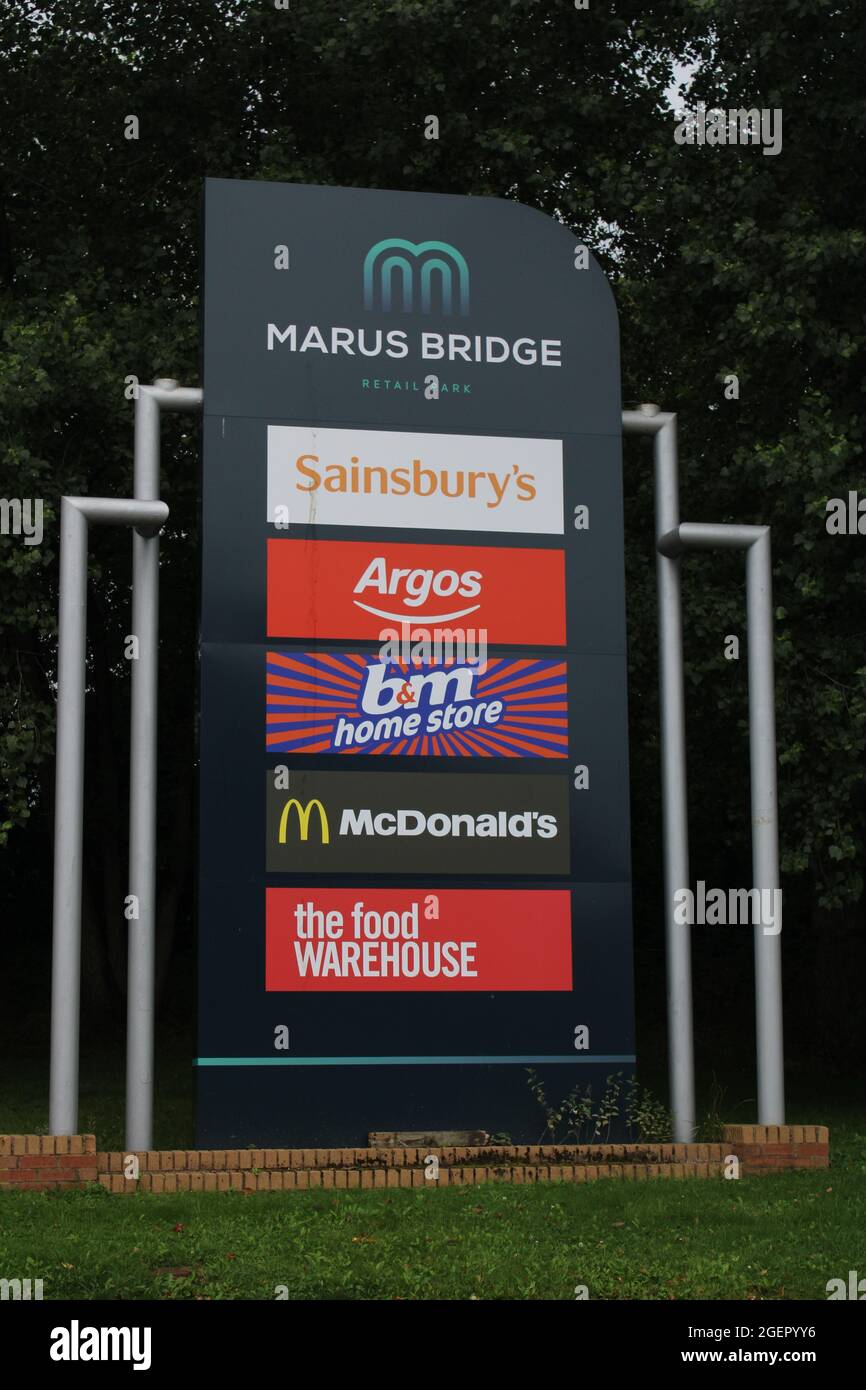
[278, 798, 330, 844]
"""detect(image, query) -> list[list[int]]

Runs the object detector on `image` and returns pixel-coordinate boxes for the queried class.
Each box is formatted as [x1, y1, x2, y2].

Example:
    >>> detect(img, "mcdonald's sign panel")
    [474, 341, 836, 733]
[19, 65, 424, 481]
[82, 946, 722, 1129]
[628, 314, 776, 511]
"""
[198, 178, 634, 1146]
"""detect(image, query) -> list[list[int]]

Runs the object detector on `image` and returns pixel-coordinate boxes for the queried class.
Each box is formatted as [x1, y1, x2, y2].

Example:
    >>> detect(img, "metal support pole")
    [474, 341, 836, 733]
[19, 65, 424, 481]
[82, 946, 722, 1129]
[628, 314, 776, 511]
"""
[623, 408, 696, 1142]
[48, 501, 89, 1137]
[653, 419, 696, 1143]
[48, 497, 169, 1136]
[746, 531, 785, 1124]
[126, 381, 202, 1151]
[658, 520, 785, 1126]
[127, 392, 159, 1153]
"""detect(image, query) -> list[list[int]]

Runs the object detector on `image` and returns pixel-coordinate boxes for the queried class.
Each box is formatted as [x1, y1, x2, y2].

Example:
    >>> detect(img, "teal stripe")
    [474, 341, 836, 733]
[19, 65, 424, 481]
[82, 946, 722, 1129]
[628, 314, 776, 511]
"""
[196, 1055, 636, 1067]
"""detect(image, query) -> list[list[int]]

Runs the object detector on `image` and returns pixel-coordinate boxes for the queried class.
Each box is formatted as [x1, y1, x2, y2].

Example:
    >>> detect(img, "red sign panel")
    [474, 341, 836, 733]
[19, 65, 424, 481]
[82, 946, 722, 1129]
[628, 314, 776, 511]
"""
[267, 538, 566, 645]
[266, 887, 572, 992]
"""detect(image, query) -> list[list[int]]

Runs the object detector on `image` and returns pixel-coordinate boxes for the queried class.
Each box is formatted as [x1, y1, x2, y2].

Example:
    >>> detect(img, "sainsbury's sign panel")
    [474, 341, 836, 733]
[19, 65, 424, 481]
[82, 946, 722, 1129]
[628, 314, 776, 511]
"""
[267, 424, 564, 534]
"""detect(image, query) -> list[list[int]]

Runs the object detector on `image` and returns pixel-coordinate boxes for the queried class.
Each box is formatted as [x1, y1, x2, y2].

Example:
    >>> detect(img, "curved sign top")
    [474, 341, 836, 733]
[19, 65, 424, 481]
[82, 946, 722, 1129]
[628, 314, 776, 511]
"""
[202, 179, 621, 436]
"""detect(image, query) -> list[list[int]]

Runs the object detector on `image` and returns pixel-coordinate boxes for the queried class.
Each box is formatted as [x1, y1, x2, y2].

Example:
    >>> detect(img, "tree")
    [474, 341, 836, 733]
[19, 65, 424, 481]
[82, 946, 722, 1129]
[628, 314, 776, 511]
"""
[0, 0, 688, 1016]
[1, 0, 863, 1064]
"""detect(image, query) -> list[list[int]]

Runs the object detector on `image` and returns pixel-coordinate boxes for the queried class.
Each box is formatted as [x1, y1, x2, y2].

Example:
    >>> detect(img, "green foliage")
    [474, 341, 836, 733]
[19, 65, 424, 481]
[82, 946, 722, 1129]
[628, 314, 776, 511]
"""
[525, 1068, 674, 1144]
[1, 0, 864, 1031]
[624, 1077, 674, 1145]
[694, 1078, 728, 1144]
[617, 0, 866, 922]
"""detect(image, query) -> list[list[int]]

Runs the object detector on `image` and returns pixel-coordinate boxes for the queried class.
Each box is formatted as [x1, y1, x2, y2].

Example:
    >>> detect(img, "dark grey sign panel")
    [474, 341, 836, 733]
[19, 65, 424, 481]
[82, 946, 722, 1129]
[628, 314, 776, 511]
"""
[198, 178, 635, 1147]
[265, 770, 570, 875]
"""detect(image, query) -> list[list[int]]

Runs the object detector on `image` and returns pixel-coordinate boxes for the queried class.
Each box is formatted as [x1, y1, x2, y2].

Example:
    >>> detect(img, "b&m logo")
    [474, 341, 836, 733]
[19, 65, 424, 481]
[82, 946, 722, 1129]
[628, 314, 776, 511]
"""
[267, 538, 566, 645]
[265, 652, 569, 758]
[363, 238, 469, 316]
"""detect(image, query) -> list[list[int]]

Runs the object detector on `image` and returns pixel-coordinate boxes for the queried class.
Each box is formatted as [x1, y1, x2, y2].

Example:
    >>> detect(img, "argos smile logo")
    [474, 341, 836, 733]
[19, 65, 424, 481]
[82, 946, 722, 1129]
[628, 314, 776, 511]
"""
[352, 556, 482, 624]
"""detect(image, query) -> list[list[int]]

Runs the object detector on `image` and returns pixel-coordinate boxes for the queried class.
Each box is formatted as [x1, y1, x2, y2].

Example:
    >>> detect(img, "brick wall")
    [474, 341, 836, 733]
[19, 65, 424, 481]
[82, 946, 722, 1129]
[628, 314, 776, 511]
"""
[723, 1124, 829, 1174]
[0, 1135, 98, 1190]
[93, 1144, 731, 1192]
[0, 1126, 829, 1193]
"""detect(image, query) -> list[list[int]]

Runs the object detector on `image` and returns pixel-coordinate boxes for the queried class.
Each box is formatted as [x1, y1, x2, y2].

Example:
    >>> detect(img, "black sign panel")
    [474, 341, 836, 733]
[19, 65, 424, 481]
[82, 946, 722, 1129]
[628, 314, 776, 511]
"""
[198, 178, 634, 1146]
[265, 770, 570, 875]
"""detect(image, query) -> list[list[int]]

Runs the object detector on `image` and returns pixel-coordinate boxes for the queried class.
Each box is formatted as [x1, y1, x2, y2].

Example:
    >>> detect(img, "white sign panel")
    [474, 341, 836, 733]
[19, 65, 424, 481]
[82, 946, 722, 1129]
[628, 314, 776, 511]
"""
[267, 425, 564, 535]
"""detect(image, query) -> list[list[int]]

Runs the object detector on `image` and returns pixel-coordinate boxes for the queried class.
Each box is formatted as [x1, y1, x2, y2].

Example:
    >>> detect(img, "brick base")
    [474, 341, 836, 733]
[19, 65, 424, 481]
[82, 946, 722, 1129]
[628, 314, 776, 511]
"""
[0, 1135, 98, 1191]
[723, 1124, 829, 1174]
[0, 1126, 828, 1193]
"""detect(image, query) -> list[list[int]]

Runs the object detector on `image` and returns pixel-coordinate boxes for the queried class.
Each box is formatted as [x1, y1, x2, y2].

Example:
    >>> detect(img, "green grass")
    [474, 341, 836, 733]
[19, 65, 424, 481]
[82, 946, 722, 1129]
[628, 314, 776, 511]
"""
[2, 1115, 864, 1301]
[3, 995, 864, 1300]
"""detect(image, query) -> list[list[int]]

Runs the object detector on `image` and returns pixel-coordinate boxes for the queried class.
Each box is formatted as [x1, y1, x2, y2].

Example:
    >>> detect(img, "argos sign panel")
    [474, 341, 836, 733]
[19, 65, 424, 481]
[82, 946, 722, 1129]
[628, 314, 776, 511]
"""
[266, 537, 566, 643]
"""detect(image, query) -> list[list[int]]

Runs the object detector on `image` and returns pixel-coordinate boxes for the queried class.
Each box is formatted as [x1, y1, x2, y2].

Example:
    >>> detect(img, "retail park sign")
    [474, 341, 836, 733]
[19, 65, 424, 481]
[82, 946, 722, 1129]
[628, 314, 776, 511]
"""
[198, 178, 634, 1147]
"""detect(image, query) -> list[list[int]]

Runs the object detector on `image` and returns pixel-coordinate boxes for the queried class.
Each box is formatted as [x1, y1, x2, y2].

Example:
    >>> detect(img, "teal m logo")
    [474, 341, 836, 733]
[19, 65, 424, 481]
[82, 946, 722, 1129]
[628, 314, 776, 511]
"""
[363, 238, 469, 316]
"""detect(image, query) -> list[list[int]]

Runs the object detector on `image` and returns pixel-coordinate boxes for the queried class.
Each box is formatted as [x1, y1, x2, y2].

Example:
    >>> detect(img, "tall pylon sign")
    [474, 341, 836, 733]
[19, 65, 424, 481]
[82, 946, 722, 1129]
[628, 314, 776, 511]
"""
[198, 178, 634, 1145]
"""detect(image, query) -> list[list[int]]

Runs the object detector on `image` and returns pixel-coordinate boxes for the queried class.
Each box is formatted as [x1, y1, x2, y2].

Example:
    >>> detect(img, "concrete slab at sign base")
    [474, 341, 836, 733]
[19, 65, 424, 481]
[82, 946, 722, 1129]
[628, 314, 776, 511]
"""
[369, 1130, 490, 1148]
